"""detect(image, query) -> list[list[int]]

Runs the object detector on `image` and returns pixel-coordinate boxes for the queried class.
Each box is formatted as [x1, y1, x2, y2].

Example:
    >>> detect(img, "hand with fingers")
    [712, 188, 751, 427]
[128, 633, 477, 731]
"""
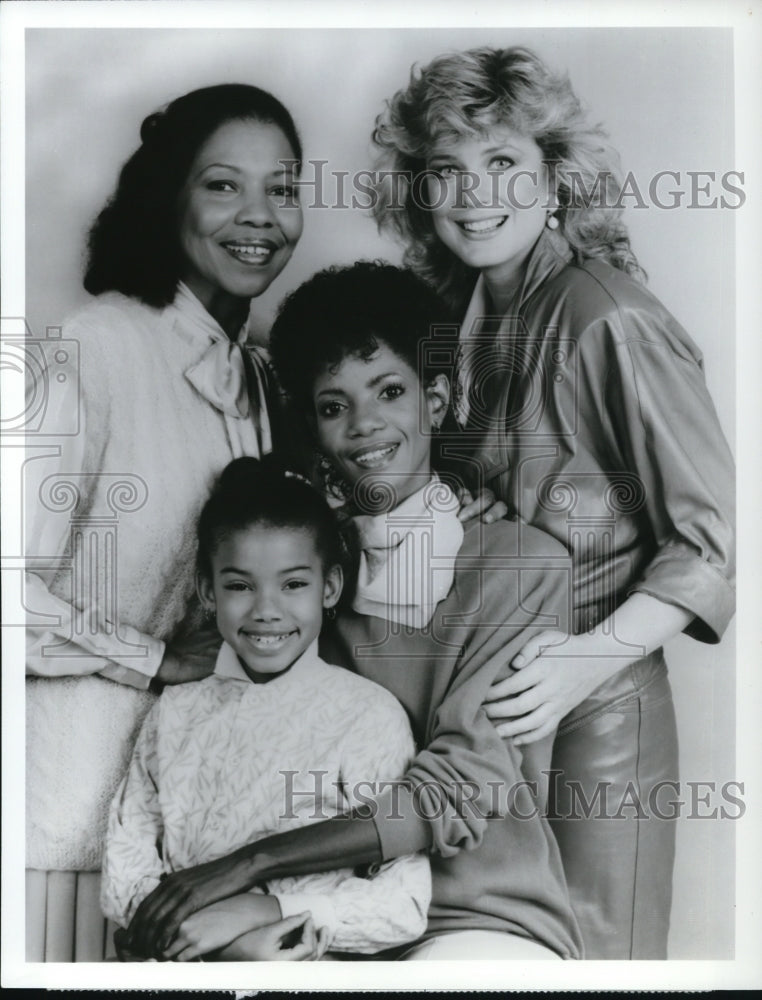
[125, 851, 254, 957]
[155, 647, 217, 686]
[484, 593, 696, 744]
[217, 913, 330, 961]
[455, 486, 508, 525]
[113, 927, 157, 962]
[156, 616, 222, 686]
[483, 630, 623, 745]
[161, 893, 282, 962]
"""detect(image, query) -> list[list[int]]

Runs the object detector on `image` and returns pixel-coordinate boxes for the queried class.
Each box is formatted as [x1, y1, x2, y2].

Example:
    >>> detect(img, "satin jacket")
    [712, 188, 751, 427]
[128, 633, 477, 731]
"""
[439, 229, 735, 641]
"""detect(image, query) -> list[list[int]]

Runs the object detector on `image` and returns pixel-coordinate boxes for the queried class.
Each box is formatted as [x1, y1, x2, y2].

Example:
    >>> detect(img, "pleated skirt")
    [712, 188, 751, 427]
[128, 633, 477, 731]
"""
[26, 869, 118, 962]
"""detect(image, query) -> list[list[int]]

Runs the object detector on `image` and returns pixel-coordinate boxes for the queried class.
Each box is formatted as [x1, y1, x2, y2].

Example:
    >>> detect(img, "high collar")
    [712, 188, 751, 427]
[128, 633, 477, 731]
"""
[213, 637, 321, 686]
[171, 281, 249, 348]
[471, 228, 574, 318]
[353, 476, 440, 543]
[350, 477, 464, 629]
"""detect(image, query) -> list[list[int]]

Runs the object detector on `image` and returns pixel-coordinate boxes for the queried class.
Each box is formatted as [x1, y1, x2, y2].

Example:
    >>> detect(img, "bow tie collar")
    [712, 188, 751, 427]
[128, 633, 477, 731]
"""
[173, 282, 256, 419]
[185, 338, 252, 418]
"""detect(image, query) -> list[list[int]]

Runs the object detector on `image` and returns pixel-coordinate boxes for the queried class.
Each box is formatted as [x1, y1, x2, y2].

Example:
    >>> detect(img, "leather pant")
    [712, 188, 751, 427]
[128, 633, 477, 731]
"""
[548, 649, 678, 959]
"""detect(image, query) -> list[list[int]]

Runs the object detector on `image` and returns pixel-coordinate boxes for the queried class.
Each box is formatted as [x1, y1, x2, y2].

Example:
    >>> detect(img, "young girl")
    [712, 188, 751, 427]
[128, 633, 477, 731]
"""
[370, 46, 736, 958]
[121, 262, 583, 962]
[100, 457, 430, 960]
[25, 83, 307, 960]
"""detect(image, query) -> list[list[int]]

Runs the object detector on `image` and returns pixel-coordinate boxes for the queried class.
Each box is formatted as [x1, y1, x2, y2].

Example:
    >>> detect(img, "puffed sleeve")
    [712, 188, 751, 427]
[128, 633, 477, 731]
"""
[100, 702, 166, 926]
[597, 304, 735, 642]
[24, 311, 165, 687]
[270, 682, 431, 953]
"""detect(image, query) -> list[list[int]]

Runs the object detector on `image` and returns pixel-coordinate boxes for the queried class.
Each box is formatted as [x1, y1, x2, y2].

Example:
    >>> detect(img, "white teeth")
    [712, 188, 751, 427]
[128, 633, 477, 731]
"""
[225, 244, 272, 259]
[354, 445, 395, 466]
[245, 632, 292, 646]
[461, 217, 506, 233]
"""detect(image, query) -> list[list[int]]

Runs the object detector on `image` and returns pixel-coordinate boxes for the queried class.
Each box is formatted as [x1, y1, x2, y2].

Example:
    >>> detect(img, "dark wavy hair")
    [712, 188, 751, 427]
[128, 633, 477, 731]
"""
[84, 84, 302, 307]
[269, 260, 454, 413]
[196, 455, 343, 583]
[372, 46, 645, 312]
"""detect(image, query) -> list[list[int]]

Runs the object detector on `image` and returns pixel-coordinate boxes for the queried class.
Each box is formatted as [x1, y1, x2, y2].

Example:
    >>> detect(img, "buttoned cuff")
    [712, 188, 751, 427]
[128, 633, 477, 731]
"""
[371, 785, 431, 862]
[99, 634, 165, 689]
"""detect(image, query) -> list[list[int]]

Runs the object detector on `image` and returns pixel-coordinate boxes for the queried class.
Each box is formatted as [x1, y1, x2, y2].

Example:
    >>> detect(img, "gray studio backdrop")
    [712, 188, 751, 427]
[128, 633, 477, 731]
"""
[25, 26, 736, 959]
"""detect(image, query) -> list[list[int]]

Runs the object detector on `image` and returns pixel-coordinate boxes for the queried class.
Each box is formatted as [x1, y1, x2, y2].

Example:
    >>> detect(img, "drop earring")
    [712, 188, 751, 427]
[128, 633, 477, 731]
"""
[317, 451, 351, 504]
[546, 212, 559, 230]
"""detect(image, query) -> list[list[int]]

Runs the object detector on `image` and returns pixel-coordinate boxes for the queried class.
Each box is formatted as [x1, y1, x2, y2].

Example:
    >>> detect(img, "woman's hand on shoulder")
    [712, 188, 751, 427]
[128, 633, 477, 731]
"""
[156, 624, 222, 686]
[156, 649, 213, 686]
[483, 630, 626, 744]
[456, 486, 508, 525]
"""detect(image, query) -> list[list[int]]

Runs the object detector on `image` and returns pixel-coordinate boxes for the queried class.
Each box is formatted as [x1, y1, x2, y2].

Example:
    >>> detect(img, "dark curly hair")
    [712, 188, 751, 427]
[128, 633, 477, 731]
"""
[269, 260, 460, 500]
[269, 260, 455, 414]
[196, 455, 343, 583]
[84, 84, 302, 307]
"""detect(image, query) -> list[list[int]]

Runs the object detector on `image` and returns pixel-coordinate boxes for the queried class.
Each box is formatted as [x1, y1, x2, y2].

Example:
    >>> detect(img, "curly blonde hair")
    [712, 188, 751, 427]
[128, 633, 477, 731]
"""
[372, 46, 644, 311]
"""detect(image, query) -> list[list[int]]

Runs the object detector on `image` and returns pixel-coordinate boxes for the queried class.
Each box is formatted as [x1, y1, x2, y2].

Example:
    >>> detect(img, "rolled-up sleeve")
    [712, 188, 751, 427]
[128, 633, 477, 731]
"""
[602, 307, 735, 642]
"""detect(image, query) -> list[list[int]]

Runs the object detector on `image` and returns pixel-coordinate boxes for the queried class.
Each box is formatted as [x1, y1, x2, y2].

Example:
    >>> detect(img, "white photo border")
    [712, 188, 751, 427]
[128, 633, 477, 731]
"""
[2, 0, 761, 990]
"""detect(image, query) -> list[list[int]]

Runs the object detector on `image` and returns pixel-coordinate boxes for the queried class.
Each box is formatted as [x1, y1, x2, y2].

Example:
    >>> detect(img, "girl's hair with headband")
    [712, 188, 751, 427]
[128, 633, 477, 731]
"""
[372, 46, 644, 312]
[196, 456, 343, 582]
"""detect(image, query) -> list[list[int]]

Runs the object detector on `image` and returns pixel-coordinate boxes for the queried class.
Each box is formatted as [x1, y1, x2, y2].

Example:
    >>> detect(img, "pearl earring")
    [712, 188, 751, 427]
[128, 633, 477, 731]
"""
[546, 213, 559, 230]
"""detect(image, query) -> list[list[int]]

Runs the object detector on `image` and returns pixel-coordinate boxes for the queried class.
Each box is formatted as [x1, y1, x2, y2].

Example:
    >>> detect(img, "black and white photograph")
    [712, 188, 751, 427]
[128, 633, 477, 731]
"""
[2, 0, 760, 990]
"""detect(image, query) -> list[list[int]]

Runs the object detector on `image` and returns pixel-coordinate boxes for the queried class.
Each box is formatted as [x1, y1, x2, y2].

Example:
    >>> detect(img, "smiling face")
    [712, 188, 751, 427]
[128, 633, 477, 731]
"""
[313, 341, 449, 511]
[199, 523, 341, 683]
[177, 118, 303, 314]
[426, 127, 551, 292]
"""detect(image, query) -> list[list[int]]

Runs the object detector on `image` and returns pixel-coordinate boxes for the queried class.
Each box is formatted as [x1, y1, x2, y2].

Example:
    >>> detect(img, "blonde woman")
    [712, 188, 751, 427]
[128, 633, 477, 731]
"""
[369, 46, 735, 959]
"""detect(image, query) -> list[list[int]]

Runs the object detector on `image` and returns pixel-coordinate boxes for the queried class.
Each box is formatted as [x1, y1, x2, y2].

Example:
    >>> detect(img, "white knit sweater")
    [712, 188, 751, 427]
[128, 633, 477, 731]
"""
[25, 285, 271, 871]
[101, 641, 430, 952]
